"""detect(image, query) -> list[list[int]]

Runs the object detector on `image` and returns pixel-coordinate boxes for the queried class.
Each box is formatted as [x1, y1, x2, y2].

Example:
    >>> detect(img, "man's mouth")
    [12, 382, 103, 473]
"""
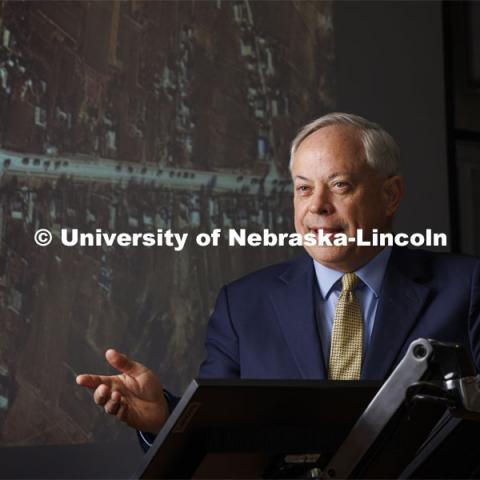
[308, 227, 344, 239]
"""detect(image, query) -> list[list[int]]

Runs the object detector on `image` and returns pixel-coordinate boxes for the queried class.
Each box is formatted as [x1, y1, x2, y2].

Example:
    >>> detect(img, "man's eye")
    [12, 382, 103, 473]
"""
[333, 181, 350, 190]
[296, 185, 311, 193]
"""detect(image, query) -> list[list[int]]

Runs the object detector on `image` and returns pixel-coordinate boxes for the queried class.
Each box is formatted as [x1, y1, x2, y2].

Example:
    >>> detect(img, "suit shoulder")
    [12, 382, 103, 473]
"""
[402, 247, 479, 263]
[394, 247, 480, 277]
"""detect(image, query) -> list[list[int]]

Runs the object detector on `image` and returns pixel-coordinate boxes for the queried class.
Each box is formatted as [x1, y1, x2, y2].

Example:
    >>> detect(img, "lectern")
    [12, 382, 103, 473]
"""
[134, 339, 480, 479]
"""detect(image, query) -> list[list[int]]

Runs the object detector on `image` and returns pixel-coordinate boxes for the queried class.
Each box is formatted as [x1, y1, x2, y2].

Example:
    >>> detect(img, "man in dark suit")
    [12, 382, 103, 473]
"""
[76, 113, 480, 441]
[199, 247, 480, 381]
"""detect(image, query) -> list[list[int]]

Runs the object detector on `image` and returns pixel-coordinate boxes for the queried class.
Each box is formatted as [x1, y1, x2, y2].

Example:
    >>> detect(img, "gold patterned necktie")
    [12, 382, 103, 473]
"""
[328, 272, 363, 380]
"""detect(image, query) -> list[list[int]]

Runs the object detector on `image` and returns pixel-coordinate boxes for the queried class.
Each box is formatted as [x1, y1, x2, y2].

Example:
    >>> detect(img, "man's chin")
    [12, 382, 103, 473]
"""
[304, 245, 353, 270]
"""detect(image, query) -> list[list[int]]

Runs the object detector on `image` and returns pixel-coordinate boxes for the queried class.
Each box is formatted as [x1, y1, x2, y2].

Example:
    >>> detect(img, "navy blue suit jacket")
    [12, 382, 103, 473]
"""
[199, 247, 480, 380]
[139, 247, 480, 450]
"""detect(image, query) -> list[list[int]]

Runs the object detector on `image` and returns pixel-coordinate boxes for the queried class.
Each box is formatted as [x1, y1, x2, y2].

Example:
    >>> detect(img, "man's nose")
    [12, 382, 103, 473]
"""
[308, 187, 333, 215]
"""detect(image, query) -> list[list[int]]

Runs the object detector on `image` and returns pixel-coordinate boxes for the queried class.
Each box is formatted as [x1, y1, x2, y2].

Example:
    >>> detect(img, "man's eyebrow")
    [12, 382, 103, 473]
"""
[294, 175, 311, 182]
[294, 173, 351, 182]
[327, 172, 345, 180]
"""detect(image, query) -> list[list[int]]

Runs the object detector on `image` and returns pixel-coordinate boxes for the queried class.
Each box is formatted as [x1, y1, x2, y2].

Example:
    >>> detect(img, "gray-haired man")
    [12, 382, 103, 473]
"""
[77, 113, 480, 447]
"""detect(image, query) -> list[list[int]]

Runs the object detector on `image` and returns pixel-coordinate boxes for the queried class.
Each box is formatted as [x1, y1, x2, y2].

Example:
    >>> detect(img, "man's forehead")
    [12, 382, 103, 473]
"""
[298, 124, 363, 150]
[292, 144, 368, 178]
[293, 125, 364, 166]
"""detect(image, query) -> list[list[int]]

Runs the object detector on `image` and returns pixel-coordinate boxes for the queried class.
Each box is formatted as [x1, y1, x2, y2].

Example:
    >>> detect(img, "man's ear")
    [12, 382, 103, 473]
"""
[383, 175, 404, 216]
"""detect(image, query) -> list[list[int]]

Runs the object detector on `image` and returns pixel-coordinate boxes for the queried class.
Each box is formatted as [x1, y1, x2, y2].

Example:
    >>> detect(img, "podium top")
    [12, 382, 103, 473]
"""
[135, 379, 381, 479]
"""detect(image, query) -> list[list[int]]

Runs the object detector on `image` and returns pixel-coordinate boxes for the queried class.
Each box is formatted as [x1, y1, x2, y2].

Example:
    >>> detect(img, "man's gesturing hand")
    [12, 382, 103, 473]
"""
[76, 349, 169, 434]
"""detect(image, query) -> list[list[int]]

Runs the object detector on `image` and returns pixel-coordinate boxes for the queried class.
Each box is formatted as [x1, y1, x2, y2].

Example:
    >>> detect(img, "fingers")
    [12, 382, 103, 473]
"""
[103, 390, 120, 414]
[103, 391, 129, 422]
[93, 384, 111, 406]
[94, 386, 126, 416]
[116, 400, 128, 422]
[76, 374, 113, 390]
[86, 382, 129, 422]
[105, 349, 147, 378]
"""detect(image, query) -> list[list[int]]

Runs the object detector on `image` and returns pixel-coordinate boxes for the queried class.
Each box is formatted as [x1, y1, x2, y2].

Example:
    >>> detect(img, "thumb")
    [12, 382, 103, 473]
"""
[105, 349, 147, 377]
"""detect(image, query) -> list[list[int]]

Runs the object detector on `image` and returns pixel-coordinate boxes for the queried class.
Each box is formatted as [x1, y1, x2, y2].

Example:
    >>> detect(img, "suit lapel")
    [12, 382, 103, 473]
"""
[362, 248, 431, 379]
[269, 254, 327, 379]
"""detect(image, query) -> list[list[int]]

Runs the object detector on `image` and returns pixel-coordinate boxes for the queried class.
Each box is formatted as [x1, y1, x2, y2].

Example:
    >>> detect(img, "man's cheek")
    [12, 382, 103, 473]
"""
[293, 216, 303, 233]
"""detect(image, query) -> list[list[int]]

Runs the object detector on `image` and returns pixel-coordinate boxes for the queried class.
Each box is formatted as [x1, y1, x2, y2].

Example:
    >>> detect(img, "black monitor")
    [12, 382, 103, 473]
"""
[134, 379, 381, 479]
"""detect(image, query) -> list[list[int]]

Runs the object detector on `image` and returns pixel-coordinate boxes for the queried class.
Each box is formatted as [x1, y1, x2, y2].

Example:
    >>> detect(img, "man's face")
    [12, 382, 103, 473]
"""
[292, 124, 403, 272]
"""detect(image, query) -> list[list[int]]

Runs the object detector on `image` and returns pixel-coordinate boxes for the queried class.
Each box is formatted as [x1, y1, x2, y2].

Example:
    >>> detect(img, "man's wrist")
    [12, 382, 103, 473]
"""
[137, 389, 180, 451]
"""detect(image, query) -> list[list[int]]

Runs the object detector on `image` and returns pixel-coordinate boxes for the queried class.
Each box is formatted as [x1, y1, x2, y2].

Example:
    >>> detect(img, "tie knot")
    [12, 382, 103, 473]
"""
[341, 272, 359, 292]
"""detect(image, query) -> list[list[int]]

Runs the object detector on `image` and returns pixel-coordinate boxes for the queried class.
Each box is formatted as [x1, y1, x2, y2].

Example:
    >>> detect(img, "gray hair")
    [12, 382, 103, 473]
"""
[289, 112, 401, 176]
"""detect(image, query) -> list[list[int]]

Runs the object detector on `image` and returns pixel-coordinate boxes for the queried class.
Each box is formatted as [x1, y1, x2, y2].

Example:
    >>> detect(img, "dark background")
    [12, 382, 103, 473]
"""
[0, 0, 479, 478]
[0, 0, 334, 456]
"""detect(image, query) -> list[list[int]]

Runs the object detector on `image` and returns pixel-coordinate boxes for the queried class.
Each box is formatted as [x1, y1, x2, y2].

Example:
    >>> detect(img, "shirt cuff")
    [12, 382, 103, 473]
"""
[138, 430, 155, 448]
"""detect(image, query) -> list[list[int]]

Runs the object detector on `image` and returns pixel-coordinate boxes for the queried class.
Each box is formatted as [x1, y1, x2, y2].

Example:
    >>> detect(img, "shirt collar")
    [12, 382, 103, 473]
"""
[313, 246, 392, 300]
